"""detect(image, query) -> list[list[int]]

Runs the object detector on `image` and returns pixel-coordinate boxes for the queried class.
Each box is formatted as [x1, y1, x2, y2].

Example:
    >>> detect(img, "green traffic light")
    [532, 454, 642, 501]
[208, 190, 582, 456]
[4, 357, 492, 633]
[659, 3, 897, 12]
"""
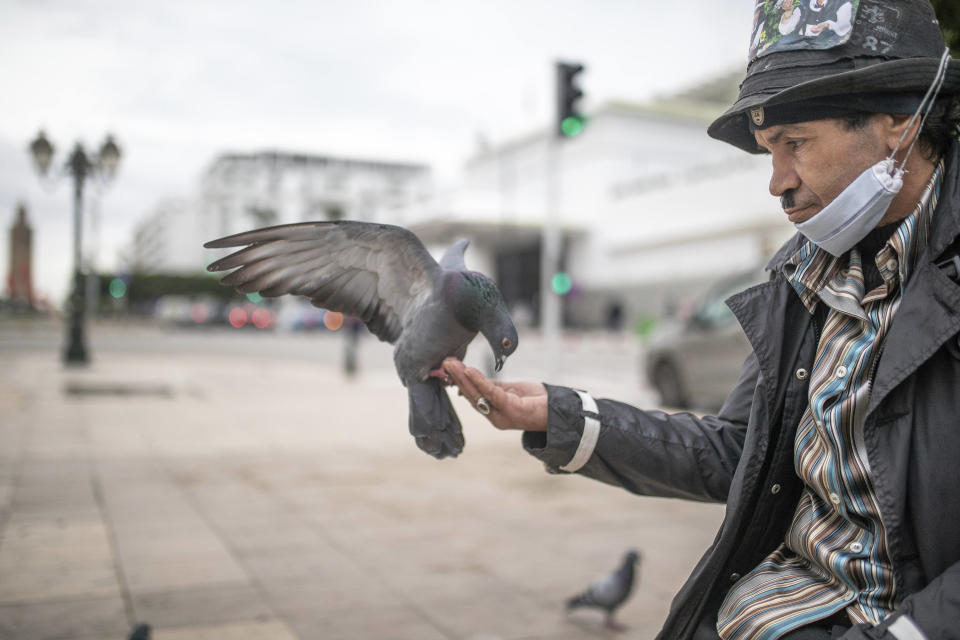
[561, 116, 585, 137]
[551, 272, 573, 296]
[108, 278, 127, 299]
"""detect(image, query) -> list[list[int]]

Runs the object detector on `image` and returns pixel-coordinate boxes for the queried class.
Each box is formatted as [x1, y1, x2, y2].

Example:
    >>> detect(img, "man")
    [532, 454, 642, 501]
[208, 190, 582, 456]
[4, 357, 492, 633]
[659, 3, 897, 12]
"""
[443, 1, 960, 638]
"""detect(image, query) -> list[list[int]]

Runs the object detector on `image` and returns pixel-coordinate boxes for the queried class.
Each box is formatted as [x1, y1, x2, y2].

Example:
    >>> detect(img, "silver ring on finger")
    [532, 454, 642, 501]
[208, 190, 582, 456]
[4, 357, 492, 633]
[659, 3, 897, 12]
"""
[475, 396, 491, 415]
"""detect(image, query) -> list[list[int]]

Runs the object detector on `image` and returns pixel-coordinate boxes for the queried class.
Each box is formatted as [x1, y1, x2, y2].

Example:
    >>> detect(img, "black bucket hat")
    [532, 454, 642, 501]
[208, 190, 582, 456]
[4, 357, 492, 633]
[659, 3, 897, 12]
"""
[708, 0, 960, 153]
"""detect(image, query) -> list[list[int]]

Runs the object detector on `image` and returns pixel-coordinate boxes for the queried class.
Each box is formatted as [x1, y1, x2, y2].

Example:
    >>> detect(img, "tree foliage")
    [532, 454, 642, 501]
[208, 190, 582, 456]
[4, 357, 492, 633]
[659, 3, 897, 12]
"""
[932, 0, 960, 56]
[99, 272, 245, 306]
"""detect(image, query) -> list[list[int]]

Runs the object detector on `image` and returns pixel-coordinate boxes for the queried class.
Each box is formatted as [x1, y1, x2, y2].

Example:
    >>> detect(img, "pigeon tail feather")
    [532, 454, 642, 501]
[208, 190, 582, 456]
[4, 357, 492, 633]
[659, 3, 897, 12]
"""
[407, 380, 464, 459]
[566, 593, 592, 611]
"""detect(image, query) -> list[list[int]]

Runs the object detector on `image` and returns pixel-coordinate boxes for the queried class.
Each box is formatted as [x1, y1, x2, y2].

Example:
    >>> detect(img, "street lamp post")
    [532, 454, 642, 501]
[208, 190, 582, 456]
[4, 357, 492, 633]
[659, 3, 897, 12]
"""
[29, 130, 121, 365]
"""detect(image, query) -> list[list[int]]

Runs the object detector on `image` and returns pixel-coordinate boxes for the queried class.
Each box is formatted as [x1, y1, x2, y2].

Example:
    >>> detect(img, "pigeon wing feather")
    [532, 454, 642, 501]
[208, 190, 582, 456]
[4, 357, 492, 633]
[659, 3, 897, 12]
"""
[205, 221, 441, 343]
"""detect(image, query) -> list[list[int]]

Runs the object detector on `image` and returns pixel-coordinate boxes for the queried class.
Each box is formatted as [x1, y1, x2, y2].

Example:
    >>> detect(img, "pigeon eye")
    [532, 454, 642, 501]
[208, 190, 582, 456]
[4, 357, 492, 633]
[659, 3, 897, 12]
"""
[502, 338, 511, 349]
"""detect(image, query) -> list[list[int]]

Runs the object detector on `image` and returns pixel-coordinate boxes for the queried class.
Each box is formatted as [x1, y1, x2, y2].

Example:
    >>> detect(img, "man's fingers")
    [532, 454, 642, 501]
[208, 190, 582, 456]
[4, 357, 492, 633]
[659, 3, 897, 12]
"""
[442, 359, 482, 403]
[464, 367, 517, 425]
[460, 366, 501, 414]
[442, 359, 507, 419]
[465, 367, 498, 399]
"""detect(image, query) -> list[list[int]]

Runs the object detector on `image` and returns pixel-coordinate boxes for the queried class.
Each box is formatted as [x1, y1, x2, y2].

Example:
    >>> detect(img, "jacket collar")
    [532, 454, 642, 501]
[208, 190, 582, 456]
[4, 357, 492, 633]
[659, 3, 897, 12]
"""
[928, 141, 960, 258]
[727, 274, 813, 427]
[869, 142, 960, 411]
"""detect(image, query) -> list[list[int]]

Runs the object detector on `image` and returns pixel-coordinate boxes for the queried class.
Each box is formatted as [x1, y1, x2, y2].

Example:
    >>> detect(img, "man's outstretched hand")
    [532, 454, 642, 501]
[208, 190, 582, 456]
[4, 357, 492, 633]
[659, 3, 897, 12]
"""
[441, 358, 548, 432]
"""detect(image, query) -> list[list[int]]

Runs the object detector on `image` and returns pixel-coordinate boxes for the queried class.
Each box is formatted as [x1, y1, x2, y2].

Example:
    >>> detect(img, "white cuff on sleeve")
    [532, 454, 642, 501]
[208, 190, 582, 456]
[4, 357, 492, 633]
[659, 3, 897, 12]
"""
[559, 390, 600, 472]
[888, 615, 927, 640]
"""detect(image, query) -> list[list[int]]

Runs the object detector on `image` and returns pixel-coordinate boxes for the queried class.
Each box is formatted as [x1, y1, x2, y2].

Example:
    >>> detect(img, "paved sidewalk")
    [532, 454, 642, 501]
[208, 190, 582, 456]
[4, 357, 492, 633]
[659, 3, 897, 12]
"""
[0, 325, 724, 639]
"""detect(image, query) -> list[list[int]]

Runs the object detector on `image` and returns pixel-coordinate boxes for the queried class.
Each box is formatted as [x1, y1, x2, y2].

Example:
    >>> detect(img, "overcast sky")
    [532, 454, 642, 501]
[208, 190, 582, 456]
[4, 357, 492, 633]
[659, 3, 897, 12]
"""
[0, 1, 754, 305]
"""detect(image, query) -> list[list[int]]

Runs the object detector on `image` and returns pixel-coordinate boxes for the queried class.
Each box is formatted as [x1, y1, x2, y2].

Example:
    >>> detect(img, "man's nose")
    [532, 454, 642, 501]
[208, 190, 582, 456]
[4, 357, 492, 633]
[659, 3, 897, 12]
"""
[769, 152, 800, 198]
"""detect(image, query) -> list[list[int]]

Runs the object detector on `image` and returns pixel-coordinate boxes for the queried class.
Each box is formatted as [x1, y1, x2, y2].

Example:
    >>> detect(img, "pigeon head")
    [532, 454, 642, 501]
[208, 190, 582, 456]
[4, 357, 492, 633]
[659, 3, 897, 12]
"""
[624, 549, 641, 566]
[446, 271, 518, 371]
[483, 310, 519, 372]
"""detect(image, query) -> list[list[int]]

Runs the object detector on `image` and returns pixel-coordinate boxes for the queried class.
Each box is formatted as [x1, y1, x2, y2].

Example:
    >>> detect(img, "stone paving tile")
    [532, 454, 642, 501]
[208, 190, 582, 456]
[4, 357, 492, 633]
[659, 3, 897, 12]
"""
[0, 595, 128, 640]
[237, 548, 360, 584]
[152, 620, 298, 640]
[425, 590, 596, 640]
[0, 515, 121, 605]
[380, 567, 523, 610]
[262, 573, 409, 619]
[9, 483, 98, 516]
[122, 555, 250, 593]
[219, 524, 331, 556]
[131, 583, 273, 629]
[0, 563, 121, 605]
[1, 515, 113, 560]
[285, 605, 447, 640]
[111, 526, 234, 564]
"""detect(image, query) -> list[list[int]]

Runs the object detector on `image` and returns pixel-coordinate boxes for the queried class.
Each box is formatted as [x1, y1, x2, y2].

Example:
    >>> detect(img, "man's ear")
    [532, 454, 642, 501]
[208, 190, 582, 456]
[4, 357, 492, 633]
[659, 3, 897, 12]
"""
[884, 113, 918, 154]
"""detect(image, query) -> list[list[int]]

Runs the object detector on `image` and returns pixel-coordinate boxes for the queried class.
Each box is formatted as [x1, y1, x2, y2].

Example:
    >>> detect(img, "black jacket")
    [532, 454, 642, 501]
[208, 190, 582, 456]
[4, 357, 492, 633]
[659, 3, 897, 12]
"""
[524, 143, 960, 639]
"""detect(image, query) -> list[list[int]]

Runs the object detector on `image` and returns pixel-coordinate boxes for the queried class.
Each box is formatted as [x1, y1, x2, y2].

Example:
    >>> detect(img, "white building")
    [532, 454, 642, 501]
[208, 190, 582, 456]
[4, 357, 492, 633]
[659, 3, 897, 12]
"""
[130, 198, 196, 273]
[131, 151, 432, 273]
[400, 93, 794, 327]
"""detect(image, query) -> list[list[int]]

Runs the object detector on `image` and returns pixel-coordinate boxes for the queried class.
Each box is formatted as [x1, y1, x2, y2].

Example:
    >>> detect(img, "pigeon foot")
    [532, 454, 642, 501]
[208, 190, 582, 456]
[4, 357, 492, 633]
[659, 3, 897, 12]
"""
[604, 617, 628, 632]
[427, 368, 452, 384]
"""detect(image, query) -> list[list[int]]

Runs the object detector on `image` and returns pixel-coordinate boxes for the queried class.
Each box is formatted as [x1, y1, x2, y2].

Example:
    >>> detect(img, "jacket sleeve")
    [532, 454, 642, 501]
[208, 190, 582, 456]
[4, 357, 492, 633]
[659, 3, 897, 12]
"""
[839, 560, 960, 639]
[522, 351, 761, 503]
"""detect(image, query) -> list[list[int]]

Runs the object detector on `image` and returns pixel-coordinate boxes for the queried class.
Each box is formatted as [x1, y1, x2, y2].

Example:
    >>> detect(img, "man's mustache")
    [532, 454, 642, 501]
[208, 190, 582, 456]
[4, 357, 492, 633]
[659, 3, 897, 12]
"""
[781, 190, 796, 210]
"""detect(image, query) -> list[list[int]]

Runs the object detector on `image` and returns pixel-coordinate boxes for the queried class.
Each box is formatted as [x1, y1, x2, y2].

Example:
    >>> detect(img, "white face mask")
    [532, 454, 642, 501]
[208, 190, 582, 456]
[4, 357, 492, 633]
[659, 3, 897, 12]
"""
[793, 48, 950, 257]
[795, 158, 903, 256]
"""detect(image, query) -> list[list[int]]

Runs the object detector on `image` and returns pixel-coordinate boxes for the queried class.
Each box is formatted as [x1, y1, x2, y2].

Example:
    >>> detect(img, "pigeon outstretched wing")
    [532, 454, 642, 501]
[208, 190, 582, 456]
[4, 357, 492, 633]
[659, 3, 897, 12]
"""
[205, 221, 441, 343]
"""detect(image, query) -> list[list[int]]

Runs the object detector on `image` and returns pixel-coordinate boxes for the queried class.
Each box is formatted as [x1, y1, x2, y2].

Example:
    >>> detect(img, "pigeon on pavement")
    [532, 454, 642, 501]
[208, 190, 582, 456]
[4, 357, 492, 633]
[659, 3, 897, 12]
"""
[204, 221, 518, 459]
[566, 549, 642, 630]
[127, 623, 151, 640]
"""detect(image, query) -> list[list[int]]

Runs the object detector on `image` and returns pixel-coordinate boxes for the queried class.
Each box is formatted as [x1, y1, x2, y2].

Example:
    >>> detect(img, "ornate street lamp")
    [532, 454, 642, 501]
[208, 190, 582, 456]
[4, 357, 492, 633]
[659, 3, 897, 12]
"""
[28, 130, 122, 365]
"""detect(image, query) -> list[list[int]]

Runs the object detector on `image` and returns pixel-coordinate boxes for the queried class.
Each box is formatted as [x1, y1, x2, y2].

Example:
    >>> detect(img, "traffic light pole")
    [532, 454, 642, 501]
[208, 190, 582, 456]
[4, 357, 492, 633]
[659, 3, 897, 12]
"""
[541, 137, 562, 377]
[541, 59, 584, 377]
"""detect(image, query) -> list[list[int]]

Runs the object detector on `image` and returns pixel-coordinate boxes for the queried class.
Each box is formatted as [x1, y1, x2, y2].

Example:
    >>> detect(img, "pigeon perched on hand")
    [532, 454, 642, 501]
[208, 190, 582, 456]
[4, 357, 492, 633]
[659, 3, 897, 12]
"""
[566, 549, 641, 630]
[204, 221, 518, 459]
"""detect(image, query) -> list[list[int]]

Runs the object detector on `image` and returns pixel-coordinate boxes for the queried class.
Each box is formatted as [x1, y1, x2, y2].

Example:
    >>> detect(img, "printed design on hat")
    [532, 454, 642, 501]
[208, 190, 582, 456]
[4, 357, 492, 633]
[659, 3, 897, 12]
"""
[857, 3, 901, 55]
[749, 0, 861, 61]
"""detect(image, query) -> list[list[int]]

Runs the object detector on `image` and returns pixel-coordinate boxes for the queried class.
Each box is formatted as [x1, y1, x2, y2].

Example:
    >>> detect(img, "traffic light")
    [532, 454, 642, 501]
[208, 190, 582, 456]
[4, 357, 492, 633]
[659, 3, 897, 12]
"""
[551, 271, 573, 296]
[556, 61, 585, 138]
[108, 276, 127, 299]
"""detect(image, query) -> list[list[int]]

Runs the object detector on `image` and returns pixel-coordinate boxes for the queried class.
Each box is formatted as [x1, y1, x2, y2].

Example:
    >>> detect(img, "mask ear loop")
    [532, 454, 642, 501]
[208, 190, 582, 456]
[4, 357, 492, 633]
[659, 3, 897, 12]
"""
[889, 47, 951, 173]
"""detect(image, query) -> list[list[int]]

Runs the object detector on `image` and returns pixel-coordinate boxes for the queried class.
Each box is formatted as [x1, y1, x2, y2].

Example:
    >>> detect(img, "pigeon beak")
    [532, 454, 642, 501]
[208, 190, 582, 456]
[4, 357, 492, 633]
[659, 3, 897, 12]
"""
[495, 356, 505, 372]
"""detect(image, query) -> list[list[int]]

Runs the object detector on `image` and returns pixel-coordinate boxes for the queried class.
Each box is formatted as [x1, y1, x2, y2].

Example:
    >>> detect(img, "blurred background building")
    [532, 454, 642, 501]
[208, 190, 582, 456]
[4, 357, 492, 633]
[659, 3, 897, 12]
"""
[403, 84, 794, 328]
[131, 152, 432, 274]
[6, 203, 36, 311]
[122, 73, 793, 331]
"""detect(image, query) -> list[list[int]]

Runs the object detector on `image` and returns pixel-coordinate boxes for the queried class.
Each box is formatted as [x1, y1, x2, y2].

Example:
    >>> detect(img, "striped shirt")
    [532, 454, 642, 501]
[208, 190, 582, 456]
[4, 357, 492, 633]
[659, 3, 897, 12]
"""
[717, 161, 943, 640]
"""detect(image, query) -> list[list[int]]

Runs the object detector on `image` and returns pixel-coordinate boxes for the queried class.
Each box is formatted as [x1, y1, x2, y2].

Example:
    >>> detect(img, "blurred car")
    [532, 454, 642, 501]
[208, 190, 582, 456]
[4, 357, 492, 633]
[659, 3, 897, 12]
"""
[645, 266, 768, 411]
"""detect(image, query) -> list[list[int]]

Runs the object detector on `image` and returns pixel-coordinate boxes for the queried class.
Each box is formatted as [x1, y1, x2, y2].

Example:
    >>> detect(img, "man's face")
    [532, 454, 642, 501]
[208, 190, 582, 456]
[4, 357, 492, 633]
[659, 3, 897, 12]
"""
[754, 118, 888, 224]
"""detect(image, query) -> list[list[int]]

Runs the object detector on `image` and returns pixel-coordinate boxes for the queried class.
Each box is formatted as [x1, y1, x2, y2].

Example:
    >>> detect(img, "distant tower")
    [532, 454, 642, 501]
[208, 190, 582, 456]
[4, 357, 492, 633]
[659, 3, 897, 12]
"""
[7, 203, 34, 309]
